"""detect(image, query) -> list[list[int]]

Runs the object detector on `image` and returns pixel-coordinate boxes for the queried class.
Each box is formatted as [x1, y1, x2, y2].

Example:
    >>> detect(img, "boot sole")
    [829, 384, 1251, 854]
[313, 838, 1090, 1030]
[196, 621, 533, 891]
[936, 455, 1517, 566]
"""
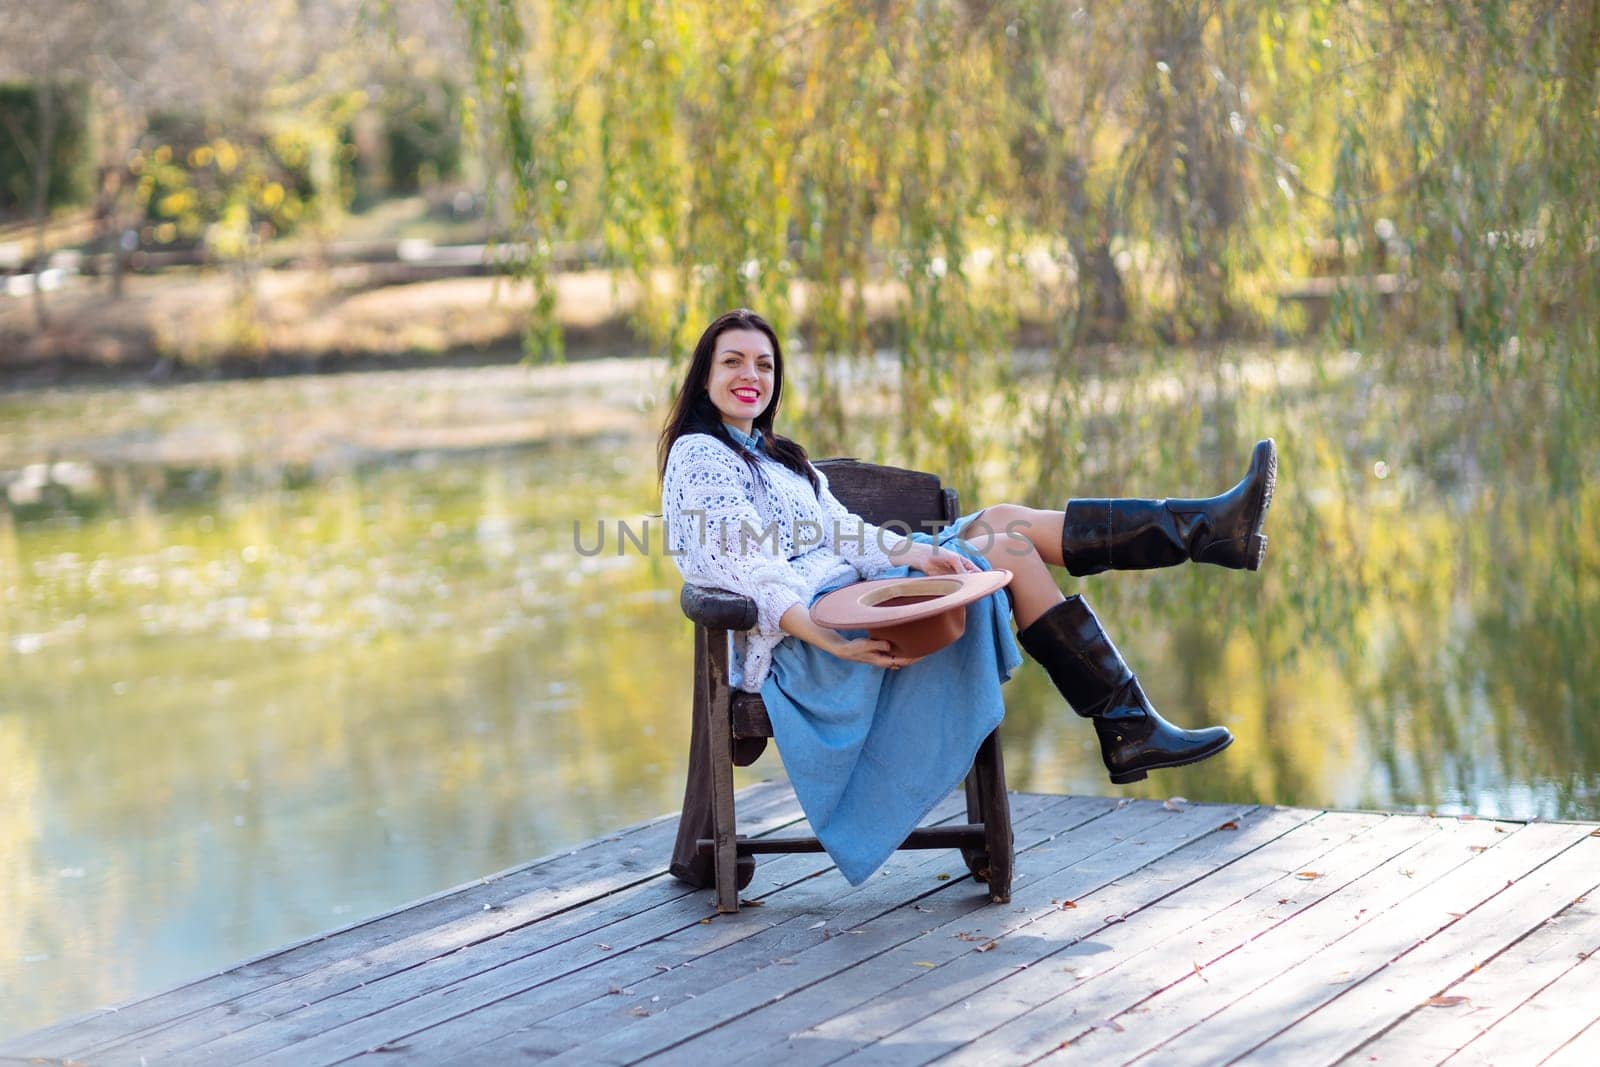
[1244, 439, 1277, 571]
[1107, 733, 1235, 784]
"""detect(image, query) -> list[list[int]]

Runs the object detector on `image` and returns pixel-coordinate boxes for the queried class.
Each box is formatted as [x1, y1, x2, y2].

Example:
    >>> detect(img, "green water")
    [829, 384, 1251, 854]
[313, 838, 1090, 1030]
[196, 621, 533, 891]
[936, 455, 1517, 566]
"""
[1, 354, 1594, 1037]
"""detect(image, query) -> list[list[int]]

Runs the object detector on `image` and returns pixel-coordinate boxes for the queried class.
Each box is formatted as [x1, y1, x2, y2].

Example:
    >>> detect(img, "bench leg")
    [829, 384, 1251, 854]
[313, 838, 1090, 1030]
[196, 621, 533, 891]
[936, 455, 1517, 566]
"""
[702, 626, 743, 912]
[671, 626, 753, 898]
[974, 728, 1013, 903]
[961, 765, 990, 882]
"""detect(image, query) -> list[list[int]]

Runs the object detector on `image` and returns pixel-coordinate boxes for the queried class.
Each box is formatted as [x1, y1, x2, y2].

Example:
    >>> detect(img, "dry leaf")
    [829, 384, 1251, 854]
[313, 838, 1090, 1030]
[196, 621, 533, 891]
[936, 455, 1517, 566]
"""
[1296, 871, 1321, 880]
[775, 958, 796, 965]
[977, 941, 998, 953]
[1193, 961, 1209, 983]
[914, 961, 937, 968]
[739, 898, 765, 907]
[937, 873, 951, 881]
[628, 1006, 651, 1017]
[1426, 995, 1470, 1007]
[698, 918, 712, 925]
[597, 943, 612, 950]
[1469, 845, 1488, 853]
[1100, 1018, 1126, 1033]
[809, 920, 828, 930]
[1163, 797, 1189, 811]
[1104, 914, 1126, 924]
[1218, 821, 1240, 831]
[1060, 900, 1078, 910]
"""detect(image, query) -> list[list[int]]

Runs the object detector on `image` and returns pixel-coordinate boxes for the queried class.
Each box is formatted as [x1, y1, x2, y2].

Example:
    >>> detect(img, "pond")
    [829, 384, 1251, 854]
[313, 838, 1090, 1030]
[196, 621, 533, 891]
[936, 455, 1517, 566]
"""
[1, 350, 1594, 1037]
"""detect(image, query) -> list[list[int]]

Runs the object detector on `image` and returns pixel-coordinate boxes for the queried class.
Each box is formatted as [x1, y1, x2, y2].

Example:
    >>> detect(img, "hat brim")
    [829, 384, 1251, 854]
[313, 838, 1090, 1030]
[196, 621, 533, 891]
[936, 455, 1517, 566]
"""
[811, 570, 1013, 630]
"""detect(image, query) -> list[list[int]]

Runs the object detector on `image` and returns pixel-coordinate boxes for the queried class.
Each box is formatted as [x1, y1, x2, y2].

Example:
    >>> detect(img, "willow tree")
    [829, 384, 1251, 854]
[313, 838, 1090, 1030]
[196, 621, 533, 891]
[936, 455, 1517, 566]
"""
[456, 0, 1598, 493]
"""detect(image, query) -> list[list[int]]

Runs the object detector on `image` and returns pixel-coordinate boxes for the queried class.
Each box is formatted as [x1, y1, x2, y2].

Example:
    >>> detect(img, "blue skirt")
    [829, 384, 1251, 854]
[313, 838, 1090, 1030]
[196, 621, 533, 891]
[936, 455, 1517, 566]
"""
[760, 510, 1023, 885]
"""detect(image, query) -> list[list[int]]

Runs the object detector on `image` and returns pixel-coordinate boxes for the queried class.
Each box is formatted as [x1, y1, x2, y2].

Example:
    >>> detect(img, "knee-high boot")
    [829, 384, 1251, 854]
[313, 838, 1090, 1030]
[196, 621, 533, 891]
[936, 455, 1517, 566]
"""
[1016, 595, 1233, 784]
[1061, 438, 1277, 575]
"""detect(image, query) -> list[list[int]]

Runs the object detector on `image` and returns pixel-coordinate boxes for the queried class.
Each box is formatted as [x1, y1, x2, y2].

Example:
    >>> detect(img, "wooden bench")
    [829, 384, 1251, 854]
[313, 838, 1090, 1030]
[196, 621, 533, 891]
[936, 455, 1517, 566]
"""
[668, 458, 1015, 912]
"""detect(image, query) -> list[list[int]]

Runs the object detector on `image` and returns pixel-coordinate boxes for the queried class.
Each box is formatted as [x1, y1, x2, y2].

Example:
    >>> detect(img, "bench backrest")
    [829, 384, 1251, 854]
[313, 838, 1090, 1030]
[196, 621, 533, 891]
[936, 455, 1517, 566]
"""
[815, 458, 960, 534]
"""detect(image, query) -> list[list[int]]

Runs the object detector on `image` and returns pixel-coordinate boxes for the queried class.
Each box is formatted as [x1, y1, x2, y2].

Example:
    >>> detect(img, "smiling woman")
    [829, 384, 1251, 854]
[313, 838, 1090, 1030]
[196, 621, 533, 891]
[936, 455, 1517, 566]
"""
[704, 327, 775, 435]
[654, 309, 1275, 889]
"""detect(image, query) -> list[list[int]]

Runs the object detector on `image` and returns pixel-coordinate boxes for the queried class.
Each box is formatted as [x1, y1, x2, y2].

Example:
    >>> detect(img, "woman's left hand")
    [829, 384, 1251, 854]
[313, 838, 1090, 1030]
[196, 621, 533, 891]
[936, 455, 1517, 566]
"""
[909, 543, 982, 576]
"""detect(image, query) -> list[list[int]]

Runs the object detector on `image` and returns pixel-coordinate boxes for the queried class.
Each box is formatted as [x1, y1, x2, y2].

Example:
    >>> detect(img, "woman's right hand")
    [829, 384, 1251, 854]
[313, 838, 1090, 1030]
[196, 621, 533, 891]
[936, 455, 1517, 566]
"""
[830, 635, 923, 671]
[779, 603, 921, 669]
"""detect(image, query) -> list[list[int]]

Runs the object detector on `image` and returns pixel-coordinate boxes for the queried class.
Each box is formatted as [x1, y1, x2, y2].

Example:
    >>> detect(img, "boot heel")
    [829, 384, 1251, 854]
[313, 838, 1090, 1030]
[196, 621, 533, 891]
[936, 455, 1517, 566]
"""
[1109, 768, 1148, 784]
[1247, 533, 1268, 571]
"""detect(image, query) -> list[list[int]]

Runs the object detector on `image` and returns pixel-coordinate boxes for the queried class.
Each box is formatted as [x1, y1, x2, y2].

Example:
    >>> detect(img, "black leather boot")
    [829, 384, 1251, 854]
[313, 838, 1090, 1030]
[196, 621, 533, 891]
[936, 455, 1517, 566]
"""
[1016, 595, 1233, 784]
[1061, 438, 1277, 576]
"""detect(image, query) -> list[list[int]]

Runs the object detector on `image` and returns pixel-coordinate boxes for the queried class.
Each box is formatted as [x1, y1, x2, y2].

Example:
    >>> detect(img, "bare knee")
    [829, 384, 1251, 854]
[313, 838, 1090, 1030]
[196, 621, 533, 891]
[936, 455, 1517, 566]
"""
[968, 503, 1039, 561]
[971, 509, 1040, 565]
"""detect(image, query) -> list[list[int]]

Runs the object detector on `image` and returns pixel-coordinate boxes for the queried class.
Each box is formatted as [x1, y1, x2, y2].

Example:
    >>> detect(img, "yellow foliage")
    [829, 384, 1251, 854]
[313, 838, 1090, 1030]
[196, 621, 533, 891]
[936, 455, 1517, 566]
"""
[214, 139, 239, 175]
[260, 183, 285, 211]
[189, 145, 215, 168]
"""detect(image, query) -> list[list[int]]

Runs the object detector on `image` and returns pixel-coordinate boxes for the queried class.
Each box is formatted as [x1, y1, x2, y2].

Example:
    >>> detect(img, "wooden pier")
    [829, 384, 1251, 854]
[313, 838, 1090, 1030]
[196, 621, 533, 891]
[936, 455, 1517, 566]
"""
[5, 781, 1598, 1066]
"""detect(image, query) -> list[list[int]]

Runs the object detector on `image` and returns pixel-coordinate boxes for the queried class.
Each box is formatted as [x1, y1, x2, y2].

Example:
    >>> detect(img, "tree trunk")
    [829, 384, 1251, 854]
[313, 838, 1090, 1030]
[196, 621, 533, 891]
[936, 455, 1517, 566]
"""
[30, 77, 57, 332]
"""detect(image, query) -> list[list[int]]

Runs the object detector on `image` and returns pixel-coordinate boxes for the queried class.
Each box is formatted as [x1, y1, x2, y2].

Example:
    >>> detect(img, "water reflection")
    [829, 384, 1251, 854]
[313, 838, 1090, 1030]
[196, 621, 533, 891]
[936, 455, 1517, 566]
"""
[0, 352, 1594, 1037]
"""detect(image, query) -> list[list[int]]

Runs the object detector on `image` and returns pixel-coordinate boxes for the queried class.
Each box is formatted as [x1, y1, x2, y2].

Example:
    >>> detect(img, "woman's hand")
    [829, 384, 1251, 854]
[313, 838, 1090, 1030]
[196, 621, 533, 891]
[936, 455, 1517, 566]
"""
[902, 542, 983, 576]
[780, 603, 921, 669]
[831, 636, 923, 671]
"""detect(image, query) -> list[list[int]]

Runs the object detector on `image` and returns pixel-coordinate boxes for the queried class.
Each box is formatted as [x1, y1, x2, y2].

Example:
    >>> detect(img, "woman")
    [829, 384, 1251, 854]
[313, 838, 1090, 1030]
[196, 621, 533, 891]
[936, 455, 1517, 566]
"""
[658, 309, 1274, 886]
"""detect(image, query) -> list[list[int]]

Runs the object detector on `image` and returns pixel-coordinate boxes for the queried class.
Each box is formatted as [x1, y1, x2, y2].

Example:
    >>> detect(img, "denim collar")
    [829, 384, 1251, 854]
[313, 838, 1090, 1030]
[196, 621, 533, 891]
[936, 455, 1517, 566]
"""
[723, 423, 764, 452]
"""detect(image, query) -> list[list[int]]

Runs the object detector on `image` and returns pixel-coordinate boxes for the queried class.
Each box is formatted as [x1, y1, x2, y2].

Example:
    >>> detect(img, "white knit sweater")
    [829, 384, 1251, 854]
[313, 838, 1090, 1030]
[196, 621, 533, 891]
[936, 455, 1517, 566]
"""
[662, 426, 911, 691]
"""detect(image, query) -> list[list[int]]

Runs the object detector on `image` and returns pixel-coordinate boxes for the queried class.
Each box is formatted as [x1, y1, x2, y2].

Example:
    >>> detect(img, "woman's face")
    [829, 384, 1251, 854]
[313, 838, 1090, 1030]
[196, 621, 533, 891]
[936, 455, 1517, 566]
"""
[703, 327, 775, 434]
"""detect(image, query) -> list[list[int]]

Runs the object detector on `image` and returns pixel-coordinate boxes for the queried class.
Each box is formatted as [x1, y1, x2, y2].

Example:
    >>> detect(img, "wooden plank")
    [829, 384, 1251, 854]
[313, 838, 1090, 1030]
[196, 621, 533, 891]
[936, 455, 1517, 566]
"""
[131, 812, 914, 1067]
[520, 800, 1258, 1066]
[162, 793, 1062, 1067]
[1333, 843, 1600, 1066]
[401, 796, 1118, 1065]
[1447, 943, 1600, 1067]
[1543, 1018, 1600, 1067]
[704, 805, 1336, 1067]
[1019, 813, 1511, 1065]
[856, 809, 1433, 1067]
[6, 780, 805, 1063]
[1193, 823, 1596, 1065]
[1250, 824, 1600, 1066]
[289, 794, 1096, 1066]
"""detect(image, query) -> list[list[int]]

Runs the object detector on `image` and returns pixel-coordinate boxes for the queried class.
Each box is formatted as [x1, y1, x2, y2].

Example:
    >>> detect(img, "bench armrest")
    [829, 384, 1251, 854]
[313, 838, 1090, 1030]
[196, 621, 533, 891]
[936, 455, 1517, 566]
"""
[679, 584, 758, 631]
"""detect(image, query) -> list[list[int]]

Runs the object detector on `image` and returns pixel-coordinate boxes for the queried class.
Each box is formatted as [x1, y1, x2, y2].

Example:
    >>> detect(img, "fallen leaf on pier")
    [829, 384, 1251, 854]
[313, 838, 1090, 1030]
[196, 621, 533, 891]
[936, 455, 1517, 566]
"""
[1060, 900, 1078, 909]
[1296, 871, 1321, 880]
[1163, 797, 1189, 811]
[914, 961, 937, 968]
[1218, 821, 1240, 831]
[976, 941, 997, 952]
[1426, 996, 1470, 1007]
[628, 1006, 651, 1017]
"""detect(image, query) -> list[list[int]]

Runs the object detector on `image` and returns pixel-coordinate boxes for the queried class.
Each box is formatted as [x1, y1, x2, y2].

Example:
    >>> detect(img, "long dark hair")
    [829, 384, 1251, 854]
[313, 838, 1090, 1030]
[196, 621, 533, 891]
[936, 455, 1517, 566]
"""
[656, 308, 819, 495]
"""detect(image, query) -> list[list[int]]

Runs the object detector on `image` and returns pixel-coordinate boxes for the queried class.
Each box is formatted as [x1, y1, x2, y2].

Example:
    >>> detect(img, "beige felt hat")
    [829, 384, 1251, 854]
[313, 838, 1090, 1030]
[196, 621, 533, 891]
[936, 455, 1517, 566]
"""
[810, 570, 1014, 659]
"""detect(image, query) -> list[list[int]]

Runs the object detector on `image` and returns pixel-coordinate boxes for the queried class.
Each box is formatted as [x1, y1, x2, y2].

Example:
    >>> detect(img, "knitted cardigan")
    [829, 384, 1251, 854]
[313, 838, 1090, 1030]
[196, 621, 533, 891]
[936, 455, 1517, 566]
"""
[661, 427, 910, 691]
